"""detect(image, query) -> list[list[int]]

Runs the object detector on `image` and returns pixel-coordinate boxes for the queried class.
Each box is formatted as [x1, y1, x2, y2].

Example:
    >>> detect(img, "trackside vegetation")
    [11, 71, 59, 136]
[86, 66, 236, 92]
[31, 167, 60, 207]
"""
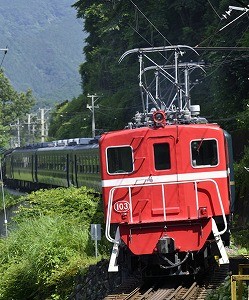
[0, 187, 108, 299]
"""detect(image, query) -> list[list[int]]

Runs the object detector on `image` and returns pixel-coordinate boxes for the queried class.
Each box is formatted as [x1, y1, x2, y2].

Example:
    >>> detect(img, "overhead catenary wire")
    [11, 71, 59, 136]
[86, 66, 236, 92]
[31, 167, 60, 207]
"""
[234, 0, 249, 7]
[129, 0, 172, 46]
[207, 0, 223, 20]
[196, 24, 249, 82]
[219, 8, 249, 32]
[195, 2, 249, 81]
[195, 19, 223, 48]
[128, 24, 178, 65]
[127, 1, 248, 84]
[195, 1, 249, 73]
[116, 0, 249, 89]
[89, 1, 249, 124]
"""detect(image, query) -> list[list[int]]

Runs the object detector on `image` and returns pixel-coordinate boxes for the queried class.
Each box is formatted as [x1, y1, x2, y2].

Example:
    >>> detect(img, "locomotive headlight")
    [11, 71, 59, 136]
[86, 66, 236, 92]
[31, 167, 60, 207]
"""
[153, 110, 166, 125]
[198, 207, 208, 218]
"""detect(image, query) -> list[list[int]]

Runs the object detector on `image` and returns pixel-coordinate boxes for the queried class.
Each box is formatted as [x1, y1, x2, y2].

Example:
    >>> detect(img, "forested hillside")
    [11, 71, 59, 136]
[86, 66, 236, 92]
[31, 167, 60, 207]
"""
[0, 0, 86, 104]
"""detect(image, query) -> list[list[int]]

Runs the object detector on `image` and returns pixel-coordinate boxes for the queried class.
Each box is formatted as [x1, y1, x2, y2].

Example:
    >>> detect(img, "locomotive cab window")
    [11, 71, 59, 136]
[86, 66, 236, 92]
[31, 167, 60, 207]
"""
[153, 143, 171, 170]
[107, 146, 133, 174]
[191, 139, 218, 167]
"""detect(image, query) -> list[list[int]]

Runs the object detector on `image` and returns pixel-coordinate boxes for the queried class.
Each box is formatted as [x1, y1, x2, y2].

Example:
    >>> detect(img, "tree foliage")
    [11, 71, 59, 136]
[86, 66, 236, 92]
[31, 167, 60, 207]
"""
[0, 70, 35, 149]
[48, 95, 91, 139]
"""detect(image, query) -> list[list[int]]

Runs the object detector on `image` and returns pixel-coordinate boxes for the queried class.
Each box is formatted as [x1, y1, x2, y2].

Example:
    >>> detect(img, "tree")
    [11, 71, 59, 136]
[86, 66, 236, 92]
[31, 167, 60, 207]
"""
[48, 95, 91, 139]
[0, 70, 35, 149]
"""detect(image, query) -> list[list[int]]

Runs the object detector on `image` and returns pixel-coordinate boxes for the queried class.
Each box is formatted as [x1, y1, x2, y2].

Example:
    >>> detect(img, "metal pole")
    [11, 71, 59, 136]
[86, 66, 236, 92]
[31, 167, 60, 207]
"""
[92, 95, 95, 138]
[39, 108, 50, 142]
[94, 224, 98, 258]
[184, 67, 190, 110]
[40, 108, 45, 143]
[87, 94, 100, 138]
[17, 118, 20, 147]
[27, 114, 31, 144]
[174, 50, 181, 111]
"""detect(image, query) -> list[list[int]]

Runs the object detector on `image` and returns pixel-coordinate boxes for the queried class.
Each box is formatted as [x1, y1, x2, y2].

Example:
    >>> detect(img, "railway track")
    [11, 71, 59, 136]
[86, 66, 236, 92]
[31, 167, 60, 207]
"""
[104, 283, 201, 300]
[104, 265, 229, 300]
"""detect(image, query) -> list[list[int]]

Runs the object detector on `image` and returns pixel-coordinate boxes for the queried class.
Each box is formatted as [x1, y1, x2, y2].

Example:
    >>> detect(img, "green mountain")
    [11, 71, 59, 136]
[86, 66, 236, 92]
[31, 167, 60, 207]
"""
[0, 0, 86, 104]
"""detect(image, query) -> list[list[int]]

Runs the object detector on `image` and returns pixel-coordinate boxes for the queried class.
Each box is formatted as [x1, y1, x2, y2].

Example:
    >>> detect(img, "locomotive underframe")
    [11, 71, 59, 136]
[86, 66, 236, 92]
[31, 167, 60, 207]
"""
[108, 213, 230, 277]
[117, 228, 225, 278]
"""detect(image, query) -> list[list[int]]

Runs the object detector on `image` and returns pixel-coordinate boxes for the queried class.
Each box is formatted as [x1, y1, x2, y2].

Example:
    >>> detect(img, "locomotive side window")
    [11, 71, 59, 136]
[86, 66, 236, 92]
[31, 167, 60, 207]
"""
[191, 139, 218, 167]
[153, 143, 171, 170]
[107, 146, 133, 174]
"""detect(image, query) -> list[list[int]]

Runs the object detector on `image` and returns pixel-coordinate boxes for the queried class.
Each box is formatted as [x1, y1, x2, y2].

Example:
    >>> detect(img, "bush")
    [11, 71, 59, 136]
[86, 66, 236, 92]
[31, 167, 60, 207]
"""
[13, 186, 102, 224]
[234, 146, 249, 225]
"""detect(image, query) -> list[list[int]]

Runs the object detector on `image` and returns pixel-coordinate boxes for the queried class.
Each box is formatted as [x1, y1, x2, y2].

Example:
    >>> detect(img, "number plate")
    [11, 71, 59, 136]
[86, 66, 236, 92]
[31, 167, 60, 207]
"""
[113, 201, 130, 213]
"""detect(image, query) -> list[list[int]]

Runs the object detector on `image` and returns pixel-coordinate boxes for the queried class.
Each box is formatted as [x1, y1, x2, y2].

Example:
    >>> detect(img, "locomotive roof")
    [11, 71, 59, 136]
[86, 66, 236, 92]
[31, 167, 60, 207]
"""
[101, 122, 222, 139]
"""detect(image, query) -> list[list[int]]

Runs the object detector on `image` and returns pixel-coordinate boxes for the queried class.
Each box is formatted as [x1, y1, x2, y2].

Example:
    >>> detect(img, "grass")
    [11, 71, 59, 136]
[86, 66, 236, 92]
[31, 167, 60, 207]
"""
[0, 216, 97, 299]
[0, 186, 108, 299]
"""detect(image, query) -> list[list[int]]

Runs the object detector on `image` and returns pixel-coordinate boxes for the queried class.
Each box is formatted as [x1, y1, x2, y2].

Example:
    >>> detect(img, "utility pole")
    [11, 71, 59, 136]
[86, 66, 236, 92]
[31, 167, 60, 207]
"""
[10, 119, 21, 147]
[17, 118, 20, 147]
[39, 108, 51, 142]
[27, 113, 38, 144]
[87, 94, 100, 138]
[27, 114, 31, 144]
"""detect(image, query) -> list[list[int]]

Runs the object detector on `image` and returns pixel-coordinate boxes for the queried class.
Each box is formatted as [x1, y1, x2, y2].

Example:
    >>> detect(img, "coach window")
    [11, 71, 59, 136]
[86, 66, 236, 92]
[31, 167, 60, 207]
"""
[107, 146, 133, 174]
[153, 143, 171, 170]
[191, 139, 218, 167]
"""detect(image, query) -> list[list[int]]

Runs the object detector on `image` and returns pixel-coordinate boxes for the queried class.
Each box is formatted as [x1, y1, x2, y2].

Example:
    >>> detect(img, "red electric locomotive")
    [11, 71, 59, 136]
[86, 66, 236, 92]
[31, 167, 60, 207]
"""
[99, 46, 234, 276]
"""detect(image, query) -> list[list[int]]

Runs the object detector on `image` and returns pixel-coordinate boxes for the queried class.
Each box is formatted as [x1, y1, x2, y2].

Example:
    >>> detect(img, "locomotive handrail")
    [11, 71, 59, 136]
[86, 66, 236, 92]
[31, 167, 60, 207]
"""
[105, 178, 228, 244]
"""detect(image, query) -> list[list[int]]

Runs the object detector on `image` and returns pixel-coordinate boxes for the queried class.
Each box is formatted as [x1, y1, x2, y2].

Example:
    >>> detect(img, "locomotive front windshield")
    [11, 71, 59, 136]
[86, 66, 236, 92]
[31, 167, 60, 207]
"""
[107, 146, 133, 174]
[191, 139, 218, 167]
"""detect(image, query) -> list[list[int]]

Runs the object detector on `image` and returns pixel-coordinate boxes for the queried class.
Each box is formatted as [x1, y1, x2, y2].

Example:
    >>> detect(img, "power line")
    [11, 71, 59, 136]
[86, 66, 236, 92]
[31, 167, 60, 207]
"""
[234, 0, 249, 7]
[207, 0, 223, 20]
[129, 0, 172, 46]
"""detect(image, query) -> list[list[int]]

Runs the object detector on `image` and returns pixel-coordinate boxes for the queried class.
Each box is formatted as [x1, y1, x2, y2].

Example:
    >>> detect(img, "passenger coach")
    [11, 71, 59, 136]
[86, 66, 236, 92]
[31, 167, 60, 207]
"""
[3, 141, 101, 192]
